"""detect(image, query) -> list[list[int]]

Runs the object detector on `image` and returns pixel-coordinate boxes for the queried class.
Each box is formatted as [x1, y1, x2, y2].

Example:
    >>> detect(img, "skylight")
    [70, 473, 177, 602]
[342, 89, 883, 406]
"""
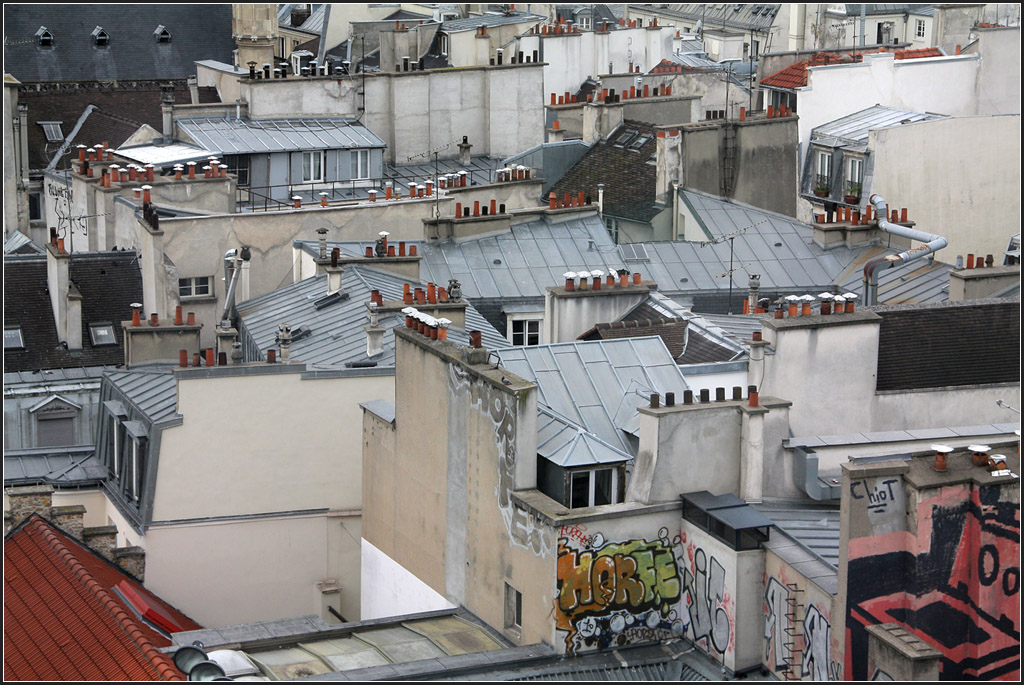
[39, 121, 64, 143]
[88, 323, 117, 347]
[612, 129, 638, 147]
[4, 327, 25, 350]
[619, 244, 650, 262]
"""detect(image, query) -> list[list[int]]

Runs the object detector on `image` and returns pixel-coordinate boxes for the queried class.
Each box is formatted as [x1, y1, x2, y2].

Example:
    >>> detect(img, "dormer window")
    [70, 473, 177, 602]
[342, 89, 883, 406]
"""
[154, 25, 171, 43]
[92, 26, 109, 47]
[35, 26, 54, 46]
[39, 121, 64, 143]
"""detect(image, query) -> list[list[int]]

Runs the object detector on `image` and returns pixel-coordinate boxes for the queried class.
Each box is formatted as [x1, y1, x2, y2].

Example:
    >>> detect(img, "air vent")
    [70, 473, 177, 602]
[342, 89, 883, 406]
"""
[289, 324, 312, 341]
[313, 291, 350, 310]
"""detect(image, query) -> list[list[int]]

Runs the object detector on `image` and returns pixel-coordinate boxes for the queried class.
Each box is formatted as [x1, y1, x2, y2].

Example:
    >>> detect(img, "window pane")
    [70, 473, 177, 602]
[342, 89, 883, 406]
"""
[89, 325, 117, 346]
[570, 471, 590, 508]
[195, 277, 210, 295]
[594, 469, 613, 505]
[178, 278, 191, 297]
[4, 327, 25, 349]
[38, 417, 74, 447]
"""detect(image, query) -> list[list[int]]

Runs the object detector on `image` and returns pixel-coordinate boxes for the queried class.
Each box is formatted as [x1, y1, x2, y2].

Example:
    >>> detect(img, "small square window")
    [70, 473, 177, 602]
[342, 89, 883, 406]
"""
[504, 583, 522, 632]
[4, 327, 25, 350]
[179, 276, 212, 298]
[89, 323, 117, 346]
[510, 319, 540, 346]
[39, 121, 64, 142]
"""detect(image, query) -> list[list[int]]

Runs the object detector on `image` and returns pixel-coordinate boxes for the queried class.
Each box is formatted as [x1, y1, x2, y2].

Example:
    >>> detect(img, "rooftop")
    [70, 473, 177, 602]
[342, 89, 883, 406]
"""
[810, 104, 948, 148]
[3, 250, 144, 373]
[4, 514, 201, 681]
[630, 3, 780, 32]
[176, 117, 386, 156]
[757, 503, 841, 595]
[2, 4, 234, 83]
[105, 367, 180, 427]
[3, 447, 107, 488]
[236, 265, 507, 370]
[440, 11, 544, 33]
[761, 47, 945, 91]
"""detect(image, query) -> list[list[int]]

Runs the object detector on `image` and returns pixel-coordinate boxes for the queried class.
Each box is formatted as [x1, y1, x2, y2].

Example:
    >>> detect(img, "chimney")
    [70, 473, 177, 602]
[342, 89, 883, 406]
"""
[365, 303, 385, 357]
[277, 324, 293, 362]
[46, 242, 82, 350]
[931, 444, 953, 472]
[114, 546, 146, 581]
[160, 85, 175, 144]
[746, 274, 760, 315]
[458, 136, 472, 166]
[6, 485, 54, 528]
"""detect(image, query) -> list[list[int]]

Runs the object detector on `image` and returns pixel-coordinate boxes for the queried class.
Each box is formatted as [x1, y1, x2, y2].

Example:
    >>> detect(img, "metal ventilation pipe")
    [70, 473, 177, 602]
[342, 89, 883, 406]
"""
[220, 247, 252, 326]
[862, 194, 947, 305]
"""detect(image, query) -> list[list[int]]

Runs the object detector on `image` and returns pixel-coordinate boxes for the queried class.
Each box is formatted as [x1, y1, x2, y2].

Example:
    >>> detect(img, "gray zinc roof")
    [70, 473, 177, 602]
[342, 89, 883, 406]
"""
[810, 105, 947, 148]
[498, 337, 689, 455]
[176, 118, 386, 155]
[105, 368, 180, 426]
[536, 406, 632, 468]
[3, 447, 107, 487]
[756, 503, 841, 594]
[441, 12, 543, 32]
[236, 265, 507, 370]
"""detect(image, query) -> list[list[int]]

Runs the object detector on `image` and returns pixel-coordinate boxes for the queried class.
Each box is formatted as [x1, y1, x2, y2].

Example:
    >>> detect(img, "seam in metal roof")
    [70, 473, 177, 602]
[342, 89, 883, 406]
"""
[176, 117, 386, 155]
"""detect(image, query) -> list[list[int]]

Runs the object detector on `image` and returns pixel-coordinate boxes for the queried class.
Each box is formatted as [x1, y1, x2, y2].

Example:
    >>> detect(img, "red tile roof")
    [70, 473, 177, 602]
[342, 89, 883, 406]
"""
[4, 515, 200, 681]
[761, 47, 945, 90]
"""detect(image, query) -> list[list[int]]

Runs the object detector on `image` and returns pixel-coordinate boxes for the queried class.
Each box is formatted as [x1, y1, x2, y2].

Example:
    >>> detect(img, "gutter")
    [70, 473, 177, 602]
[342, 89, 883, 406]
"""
[862, 193, 947, 305]
[792, 446, 841, 501]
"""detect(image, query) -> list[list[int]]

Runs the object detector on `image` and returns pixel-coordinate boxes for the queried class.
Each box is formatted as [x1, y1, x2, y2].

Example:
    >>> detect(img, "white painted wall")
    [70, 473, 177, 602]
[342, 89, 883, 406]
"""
[870, 115, 1022, 266]
[798, 53, 984, 150]
[360, 537, 456, 620]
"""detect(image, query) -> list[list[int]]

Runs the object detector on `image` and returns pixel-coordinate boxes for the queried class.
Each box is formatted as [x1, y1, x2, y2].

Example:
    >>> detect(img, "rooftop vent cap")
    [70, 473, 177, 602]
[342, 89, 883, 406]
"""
[91, 26, 109, 46]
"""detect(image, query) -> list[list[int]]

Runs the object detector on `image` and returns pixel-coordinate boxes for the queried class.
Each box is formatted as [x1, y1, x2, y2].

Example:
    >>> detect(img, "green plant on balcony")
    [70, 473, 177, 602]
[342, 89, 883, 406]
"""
[844, 181, 862, 204]
[813, 176, 831, 198]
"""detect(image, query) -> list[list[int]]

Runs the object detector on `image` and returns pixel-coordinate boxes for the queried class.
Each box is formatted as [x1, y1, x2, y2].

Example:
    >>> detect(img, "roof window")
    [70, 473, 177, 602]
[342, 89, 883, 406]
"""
[88, 323, 117, 347]
[39, 121, 64, 143]
[627, 134, 652, 150]
[612, 128, 638, 147]
[154, 25, 171, 43]
[91, 26, 109, 47]
[4, 326, 25, 350]
[619, 243, 650, 262]
[35, 26, 53, 47]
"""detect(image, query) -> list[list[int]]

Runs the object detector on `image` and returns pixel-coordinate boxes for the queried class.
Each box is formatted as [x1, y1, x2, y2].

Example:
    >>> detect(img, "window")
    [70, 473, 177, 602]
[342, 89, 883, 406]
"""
[752, 39, 760, 58]
[815, 149, 832, 192]
[504, 583, 522, 632]
[4, 326, 25, 350]
[847, 157, 864, 196]
[39, 121, 63, 142]
[89, 323, 117, 346]
[568, 468, 618, 508]
[223, 155, 249, 186]
[302, 151, 325, 183]
[37, 415, 74, 447]
[510, 319, 540, 346]
[36, 26, 53, 46]
[29, 192, 42, 221]
[352, 149, 370, 179]
[605, 216, 619, 243]
[579, 14, 591, 30]
[154, 25, 172, 43]
[179, 276, 212, 298]
[92, 26, 109, 47]
[916, 19, 926, 39]
[439, 33, 449, 56]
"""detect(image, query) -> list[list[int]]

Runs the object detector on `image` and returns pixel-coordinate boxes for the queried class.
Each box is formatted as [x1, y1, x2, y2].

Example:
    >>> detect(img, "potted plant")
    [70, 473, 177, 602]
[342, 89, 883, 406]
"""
[813, 179, 831, 198]
[844, 181, 862, 204]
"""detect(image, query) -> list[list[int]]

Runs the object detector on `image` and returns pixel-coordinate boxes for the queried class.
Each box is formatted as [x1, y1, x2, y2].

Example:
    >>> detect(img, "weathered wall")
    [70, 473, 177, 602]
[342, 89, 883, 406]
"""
[762, 550, 841, 681]
[838, 459, 1021, 680]
[241, 75, 360, 119]
[970, 27, 1021, 117]
[553, 513, 686, 654]
[543, 285, 651, 343]
[870, 115, 1021, 266]
[679, 519, 764, 673]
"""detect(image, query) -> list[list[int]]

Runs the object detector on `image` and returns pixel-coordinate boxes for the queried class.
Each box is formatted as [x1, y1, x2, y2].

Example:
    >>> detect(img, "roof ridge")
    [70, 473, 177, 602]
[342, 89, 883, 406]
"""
[27, 515, 183, 681]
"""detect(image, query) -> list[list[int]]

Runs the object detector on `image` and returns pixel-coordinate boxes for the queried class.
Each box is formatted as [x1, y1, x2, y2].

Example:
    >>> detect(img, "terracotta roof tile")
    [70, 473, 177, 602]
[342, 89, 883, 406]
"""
[4, 515, 200, 681]
[762, 47, 944, 91]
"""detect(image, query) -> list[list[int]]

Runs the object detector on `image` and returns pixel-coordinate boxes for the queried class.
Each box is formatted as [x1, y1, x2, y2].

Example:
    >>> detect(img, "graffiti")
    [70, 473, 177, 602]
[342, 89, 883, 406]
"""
[846, 482, 1020, 680]
[764, 578, 791, 670]
[851, 477, 905, 532]
[870, 668, 894, 680]
[448, 364, 551, 558]
[802, 604, 832, 680]
[559, 523, 595, 548]
[555, 528, 683, 653]
[683, 547, 730, 655]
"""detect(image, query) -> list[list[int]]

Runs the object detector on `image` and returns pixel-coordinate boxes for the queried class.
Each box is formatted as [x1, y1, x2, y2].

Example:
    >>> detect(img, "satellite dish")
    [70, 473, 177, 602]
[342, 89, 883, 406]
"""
[173, 645, 208, 676]
[188, 661, 227, 681]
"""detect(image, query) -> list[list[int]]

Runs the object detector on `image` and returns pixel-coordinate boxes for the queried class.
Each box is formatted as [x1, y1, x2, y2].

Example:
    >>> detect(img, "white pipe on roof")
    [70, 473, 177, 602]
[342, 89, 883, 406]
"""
[862, 193, 947, 306]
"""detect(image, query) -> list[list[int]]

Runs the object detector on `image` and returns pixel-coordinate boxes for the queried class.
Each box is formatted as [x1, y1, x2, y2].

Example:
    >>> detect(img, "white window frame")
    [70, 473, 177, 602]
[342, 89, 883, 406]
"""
[508, 318, 541, 346]
[131, 438, 140, 501]
[439, 33, 449, 56]
[352, 149, 370, 180]
[568, 467, 618, 508]
[578, 14, 591, 30]
[302, 150, 325, 183]
[817, 150, 832, 179]
[915, 19, 926, 39]
[111, 415, 121, 478]
[89, 322, 117, 346]
[847, 157, 864, 184]
[39, 121, 64, 142]
[179, 276, 212, 299]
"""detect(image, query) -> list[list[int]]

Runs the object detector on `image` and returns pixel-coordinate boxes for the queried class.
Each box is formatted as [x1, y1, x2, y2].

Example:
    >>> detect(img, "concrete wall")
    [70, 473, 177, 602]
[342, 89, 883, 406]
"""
[763, 549, 841, 681]
[360, 538, 456, 620]
[544, 283, 651, 343]
[242, 75, 360, 119]
[797, 52, 983, 150]
[679, 519, 764, 673]
[869, 115, 1021, 266]
[146, 367, 392, 625]
[968, 27, 1021, 118]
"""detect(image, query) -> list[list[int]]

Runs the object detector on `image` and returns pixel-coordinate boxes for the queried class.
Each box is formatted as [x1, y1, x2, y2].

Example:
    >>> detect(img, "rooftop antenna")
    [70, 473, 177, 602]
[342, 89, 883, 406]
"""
[407, 139, 465, 218]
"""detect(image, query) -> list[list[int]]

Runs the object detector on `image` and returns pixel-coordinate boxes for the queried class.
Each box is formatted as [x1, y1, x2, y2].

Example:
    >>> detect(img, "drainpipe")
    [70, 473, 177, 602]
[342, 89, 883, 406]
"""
[672, 181, 680, 240]
[792, 446, 841, 501]
[862, 194, 946, 305]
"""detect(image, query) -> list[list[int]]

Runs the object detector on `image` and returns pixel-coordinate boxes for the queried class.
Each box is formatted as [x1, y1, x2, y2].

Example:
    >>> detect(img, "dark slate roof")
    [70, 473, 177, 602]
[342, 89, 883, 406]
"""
[2, 4, 235, 83]
[580, 319, 690, 358]
[874, 299, 1021, 391]
[550, 121, 660, 224]
[19, 84, 220, 171]
[3, 251, 143, 372]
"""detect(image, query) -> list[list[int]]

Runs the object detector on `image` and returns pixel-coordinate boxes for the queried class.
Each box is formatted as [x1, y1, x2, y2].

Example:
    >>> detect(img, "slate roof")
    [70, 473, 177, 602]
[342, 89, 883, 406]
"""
[236, 265, 507, 370]
[831, 4, 924, 17]
[3, 251, 143, 373]
[176, 117, 386, 155]
[873, 299, 1020, 391]
[4, 514, 201, 681]
[498, 337, 690, 454]
[757, 504, 841, 595]
[3, 447, 107, 487]
[18, 84, 220, 171]
[4, 231, 43, 256]
[278, 4, 327, 33]
[2, 4, 235, 83]
[550, 122, 660, 224]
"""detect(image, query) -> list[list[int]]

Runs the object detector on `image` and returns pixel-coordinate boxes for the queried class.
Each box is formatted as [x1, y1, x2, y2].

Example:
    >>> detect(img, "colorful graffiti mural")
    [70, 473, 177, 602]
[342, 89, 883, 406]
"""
[555, 527, 684, 653]
[846, 480, 1021, 680]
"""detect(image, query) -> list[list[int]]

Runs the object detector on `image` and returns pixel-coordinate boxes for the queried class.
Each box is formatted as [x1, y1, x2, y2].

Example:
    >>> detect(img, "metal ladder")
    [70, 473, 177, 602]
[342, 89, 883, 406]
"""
[720, 124, 737, 198]
[781, 583, 804, 680]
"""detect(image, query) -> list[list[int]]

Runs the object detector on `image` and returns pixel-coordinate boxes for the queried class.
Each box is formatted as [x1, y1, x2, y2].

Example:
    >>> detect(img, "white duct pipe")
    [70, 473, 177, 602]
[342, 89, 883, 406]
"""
[862, 193, 947, 305]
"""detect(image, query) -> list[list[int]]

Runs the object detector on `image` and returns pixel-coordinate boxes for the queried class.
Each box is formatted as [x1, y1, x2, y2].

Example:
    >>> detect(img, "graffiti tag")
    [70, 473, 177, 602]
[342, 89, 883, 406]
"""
[764, 577, 791, 670]
[802, 604, 831, 681]
[683, 547, 730, 654]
